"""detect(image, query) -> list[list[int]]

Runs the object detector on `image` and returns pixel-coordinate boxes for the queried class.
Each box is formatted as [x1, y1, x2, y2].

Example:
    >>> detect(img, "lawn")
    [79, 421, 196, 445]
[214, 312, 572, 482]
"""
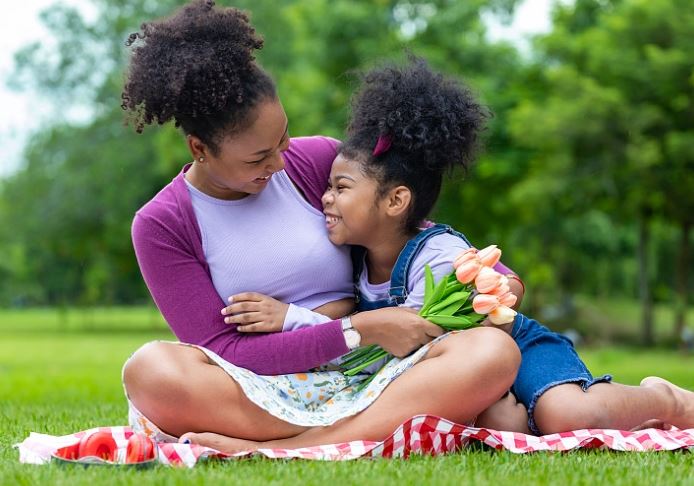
[1, 307, 693, 485]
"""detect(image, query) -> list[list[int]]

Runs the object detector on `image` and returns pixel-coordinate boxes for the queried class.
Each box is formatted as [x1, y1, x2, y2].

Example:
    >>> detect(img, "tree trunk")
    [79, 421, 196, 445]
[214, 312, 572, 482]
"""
[637, 214, 654, 345]
[673, 219, 691, 340]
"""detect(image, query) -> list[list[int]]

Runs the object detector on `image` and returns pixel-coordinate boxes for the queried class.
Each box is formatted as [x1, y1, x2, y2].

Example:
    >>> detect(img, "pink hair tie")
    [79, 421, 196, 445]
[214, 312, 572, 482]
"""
[372, 134, 392, 157]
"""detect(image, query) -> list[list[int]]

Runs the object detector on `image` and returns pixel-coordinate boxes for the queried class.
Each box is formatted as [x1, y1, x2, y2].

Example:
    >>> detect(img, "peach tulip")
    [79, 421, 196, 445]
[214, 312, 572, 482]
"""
[455, 260, 482, 284]
[474, 267, 503, 293]
[498, 292, 517, 308]
[472, 294, 500, 314]
[477, 245, 502, 268]
[453, 248, 478, 269]
[488, 305, 517, 325]
[488, 282, 511, 297]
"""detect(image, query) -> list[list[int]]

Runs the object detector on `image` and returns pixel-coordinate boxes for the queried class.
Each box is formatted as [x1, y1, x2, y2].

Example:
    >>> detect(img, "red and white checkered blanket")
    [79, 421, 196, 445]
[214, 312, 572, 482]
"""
[16, 415, 694, 467]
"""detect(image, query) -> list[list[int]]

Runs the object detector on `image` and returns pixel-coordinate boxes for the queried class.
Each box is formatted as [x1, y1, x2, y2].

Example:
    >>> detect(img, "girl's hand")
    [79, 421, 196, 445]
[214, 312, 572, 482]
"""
[481, 317, 514, 335]
[222, 292, 289, 333]
[351, 307, 444, 358]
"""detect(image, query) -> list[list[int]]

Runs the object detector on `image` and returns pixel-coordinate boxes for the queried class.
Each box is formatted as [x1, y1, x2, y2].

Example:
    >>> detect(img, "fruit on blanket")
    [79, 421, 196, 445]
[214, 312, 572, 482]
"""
[126, 433, 156, 463]
[77, 431, 117, 461]
[54, 442, 81, 460]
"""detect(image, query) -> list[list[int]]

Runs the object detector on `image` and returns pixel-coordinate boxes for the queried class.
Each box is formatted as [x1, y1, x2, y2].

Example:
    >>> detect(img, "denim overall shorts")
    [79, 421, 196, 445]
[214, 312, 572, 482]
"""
[352, 224, 612, 435]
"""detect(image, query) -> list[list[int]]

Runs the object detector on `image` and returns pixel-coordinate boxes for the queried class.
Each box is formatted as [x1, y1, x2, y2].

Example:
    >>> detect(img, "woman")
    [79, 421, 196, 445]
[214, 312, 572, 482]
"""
[121, 0, 520, 443]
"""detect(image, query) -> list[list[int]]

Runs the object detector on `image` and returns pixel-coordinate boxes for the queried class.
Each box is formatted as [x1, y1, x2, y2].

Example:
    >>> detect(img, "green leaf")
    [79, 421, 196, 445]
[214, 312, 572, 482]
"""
[424, 264, 435, 303]
[343, 350, 389, 376]
[425, 289, 472, 316]
[425, 314, 480, 330]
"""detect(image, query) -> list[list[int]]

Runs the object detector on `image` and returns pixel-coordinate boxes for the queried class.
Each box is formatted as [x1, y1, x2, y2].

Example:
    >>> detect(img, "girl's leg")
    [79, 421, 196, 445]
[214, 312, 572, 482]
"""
[533, 378, 694, 434]
[183, 327, 521, 453]
[123, 342, 308, 439]
[475, 392, 531, 433]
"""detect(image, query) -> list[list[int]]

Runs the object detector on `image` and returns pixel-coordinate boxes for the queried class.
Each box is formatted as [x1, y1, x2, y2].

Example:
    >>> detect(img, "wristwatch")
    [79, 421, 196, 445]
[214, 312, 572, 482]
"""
[341, 316, 362, 350]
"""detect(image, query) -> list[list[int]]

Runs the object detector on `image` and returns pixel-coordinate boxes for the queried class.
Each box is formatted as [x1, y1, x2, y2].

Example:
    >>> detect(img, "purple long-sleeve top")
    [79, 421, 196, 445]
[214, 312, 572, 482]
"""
[132, 136, 519, 376]
[132, 137, 350, 375]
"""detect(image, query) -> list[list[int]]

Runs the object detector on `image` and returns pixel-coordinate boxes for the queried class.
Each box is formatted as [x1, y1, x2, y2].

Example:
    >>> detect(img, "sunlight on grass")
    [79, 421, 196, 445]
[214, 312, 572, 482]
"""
[1, 306, 693, 485]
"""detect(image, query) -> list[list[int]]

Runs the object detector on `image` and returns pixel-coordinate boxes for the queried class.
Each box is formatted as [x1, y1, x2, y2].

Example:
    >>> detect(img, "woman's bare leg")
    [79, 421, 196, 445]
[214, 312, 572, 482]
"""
[533, 377, 694, 434]
[123, 342, 308, 439]
[475, 392, 531, 433]
[183, 327, 521, 453]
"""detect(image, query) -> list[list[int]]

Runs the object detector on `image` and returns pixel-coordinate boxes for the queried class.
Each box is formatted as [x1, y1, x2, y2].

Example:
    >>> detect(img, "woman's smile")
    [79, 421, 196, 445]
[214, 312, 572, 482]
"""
[253, 174, 272, 185]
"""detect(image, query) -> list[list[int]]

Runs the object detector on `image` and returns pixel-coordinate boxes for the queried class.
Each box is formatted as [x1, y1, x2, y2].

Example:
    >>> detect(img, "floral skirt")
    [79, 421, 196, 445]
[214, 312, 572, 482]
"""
[125, 333, 455, 442]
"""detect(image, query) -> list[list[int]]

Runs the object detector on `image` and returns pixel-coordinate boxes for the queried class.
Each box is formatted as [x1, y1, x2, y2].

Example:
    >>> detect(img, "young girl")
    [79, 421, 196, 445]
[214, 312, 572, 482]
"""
[182, 58, 694, 452]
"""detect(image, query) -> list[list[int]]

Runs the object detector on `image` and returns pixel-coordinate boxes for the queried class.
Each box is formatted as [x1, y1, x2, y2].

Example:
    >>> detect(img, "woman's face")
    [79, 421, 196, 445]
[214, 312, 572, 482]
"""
[321, 154, 386, 246]
[190, 99, 290, 200]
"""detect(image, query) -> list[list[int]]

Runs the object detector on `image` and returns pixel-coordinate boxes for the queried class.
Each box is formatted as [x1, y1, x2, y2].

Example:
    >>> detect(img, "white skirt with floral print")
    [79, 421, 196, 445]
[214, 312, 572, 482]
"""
[125, 333, 455, 442]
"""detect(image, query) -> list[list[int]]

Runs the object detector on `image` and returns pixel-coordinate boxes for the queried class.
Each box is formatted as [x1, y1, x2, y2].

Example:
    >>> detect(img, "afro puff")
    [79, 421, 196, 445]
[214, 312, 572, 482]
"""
[121, 0, 276, 154]
[341, 57, 489, 232]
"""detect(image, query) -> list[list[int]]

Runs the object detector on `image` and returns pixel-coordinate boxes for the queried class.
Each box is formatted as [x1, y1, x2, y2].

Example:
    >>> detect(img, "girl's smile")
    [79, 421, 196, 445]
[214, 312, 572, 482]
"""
[322, 154, 384, 246]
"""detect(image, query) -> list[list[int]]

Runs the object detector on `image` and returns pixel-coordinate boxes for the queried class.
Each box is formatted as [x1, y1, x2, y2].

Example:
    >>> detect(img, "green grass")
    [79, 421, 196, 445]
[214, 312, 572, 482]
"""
[1, 306, 693, 485]
[560, 295, 694, 345]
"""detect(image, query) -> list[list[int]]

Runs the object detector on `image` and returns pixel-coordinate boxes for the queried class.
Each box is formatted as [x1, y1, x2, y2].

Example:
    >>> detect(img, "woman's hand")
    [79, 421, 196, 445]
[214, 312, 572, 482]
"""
[222, 292, 289, 333]
[351, 307, 444, 358]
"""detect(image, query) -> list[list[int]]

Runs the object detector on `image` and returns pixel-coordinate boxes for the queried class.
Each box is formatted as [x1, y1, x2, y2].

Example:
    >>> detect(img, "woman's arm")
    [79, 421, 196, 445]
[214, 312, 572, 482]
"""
[132, 212, 349, 375]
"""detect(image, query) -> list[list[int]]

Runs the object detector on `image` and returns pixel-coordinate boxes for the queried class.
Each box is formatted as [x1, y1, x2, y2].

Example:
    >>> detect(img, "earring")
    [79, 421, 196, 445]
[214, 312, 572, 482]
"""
[198, 157, 204, 162]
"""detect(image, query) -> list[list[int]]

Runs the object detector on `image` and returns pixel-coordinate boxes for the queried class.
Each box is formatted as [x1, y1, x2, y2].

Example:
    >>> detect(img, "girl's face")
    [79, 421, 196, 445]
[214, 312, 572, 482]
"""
[321, 154, 387, 246]
[189, 99, 290, 200]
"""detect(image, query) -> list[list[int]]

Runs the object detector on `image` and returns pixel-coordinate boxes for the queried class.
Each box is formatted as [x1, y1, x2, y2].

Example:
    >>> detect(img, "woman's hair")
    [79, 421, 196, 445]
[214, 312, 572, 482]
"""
[121, 0, 276, 155]
[341, 57, 489, 233]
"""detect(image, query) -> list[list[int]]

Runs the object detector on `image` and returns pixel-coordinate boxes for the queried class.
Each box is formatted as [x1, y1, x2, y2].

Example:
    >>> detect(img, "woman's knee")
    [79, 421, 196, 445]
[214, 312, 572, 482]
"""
[439, 328, 521, 387]
[459, 327, 521, 373]
[123, 342, 195, 404]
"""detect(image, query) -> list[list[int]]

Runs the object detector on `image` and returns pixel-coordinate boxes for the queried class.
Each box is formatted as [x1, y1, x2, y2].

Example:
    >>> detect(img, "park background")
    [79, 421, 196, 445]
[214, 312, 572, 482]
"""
[1, 0, 693, 483]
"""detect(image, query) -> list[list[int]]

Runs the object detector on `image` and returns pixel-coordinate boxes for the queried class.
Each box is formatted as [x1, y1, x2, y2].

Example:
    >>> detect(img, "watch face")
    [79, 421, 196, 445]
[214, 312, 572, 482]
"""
[345, 329, 361, 349]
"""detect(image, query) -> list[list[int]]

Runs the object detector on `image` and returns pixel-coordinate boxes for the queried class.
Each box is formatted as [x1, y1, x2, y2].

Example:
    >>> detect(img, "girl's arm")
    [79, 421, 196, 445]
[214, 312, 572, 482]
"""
[491, 260, 524, 309]
[222, 293, 354, 333]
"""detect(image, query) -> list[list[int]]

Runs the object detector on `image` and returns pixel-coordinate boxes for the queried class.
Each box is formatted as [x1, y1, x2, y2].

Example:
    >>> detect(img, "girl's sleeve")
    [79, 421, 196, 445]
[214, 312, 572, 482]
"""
[419, 220, 521, 282]
[402, 237, 471, 310]
[283, 304, 333, 331]
[132, 212, 349, 375]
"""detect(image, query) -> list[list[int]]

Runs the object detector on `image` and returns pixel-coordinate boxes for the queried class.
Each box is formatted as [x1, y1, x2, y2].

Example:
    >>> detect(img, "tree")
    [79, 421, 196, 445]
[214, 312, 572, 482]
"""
[508, 0, 694, 343]
[2, 0, 525, 305]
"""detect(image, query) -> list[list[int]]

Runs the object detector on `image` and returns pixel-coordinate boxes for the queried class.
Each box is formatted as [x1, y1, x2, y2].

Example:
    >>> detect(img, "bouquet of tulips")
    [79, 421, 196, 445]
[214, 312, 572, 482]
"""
[342, 245, 518, 378]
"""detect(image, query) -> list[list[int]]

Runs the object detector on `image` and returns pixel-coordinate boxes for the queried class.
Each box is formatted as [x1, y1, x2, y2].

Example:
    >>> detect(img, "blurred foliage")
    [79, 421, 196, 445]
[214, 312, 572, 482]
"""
[1, 0, 691, 344]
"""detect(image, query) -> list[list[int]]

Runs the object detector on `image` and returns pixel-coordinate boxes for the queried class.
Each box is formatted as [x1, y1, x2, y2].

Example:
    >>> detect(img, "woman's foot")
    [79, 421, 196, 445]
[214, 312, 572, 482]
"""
[180, 432, 260, 454]
[475, 392, 531, 434]
[640, 376, 694, 430]
[630, 418, 671, 431]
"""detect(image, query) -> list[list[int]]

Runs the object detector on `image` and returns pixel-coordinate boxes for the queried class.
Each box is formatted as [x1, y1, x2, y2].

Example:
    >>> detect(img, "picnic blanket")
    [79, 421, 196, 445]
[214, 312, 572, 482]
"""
[16, 415, 694, 468]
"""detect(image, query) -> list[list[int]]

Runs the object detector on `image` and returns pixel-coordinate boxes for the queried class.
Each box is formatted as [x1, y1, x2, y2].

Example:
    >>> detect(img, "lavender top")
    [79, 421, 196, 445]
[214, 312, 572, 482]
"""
[184, 169, 353, 311]
[132, 136, 350, 375]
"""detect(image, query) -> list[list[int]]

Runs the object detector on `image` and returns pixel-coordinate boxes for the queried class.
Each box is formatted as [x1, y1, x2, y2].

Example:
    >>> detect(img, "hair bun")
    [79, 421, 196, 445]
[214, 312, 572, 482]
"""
[122, 0, 264, 132]
[348, 56, 489, 173]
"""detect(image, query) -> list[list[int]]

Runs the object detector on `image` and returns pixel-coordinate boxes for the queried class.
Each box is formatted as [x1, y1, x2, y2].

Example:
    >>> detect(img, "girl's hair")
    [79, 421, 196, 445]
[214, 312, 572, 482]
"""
[341, 57, 489, 233]
[121, 0, 276, 155]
